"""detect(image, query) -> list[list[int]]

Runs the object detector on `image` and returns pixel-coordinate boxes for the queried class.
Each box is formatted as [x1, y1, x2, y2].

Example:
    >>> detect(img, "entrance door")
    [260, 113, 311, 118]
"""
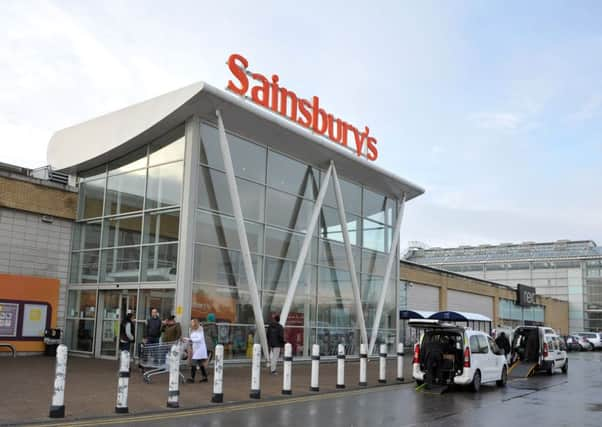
[95, 290, 137, 359]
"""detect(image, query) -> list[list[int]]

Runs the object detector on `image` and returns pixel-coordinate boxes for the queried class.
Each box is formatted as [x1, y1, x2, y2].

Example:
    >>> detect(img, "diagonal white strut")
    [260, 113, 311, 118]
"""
[368, 194, 406, 355]
[331, 164, 368, 347]
[280, 163, 333, 328]
[216, 110, 269, 360]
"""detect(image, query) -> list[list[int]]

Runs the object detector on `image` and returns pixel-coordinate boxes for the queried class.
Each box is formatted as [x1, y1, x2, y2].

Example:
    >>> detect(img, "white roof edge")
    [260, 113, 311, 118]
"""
[47, 80, 425, 200]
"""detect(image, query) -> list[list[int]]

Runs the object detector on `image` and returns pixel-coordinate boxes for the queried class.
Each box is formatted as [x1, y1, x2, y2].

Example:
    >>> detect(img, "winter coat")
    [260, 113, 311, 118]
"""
[146, 316, 162, 339]
[267, 320, 284, 348]
[189, 327, 208, 360]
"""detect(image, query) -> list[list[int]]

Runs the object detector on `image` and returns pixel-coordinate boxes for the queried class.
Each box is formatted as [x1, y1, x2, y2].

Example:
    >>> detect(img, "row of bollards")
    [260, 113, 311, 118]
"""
[49, 342, 405, 418]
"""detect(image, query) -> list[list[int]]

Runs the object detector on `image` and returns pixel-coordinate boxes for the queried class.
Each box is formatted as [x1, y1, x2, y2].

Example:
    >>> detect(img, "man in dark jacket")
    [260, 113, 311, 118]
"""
[266, 314, 285, 374]
[495, 332, 511, 361]
[145, 308, 162, 344]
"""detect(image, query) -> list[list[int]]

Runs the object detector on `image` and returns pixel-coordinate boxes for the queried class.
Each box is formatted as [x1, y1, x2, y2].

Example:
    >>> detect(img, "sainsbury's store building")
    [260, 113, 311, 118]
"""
[47, 55, 424, 360]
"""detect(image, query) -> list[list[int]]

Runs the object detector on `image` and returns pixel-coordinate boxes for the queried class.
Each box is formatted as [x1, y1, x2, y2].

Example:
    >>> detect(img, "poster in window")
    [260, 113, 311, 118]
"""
[0, 303, 19, 337]
[22, 304, 48, 337]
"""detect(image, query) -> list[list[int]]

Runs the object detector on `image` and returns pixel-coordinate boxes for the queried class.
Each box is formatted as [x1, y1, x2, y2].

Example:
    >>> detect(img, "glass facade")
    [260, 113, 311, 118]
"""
[66, 120, 401, 359]
[191, 122, 399, 358]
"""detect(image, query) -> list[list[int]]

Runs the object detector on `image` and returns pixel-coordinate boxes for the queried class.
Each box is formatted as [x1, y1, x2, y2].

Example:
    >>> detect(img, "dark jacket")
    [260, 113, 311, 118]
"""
[161, 322, 182, 342]
[267, 320, 284, 348]
[119, 320, 134, 343]
[146, 316, 162, 339]
[204, 323, 218, 352]
[495, 334, 511, 355]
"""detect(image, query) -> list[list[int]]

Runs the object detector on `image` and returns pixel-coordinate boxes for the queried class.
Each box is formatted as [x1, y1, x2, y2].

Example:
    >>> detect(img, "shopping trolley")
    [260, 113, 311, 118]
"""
[139, 340, 187, 384]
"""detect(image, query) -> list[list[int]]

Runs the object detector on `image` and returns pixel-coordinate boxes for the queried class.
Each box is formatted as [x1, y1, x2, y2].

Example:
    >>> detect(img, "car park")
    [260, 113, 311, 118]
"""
[511, 326, 568, 375]
[575, 332, 602, 350]
[410, 319, 507, 392]
[564, 335, 582, 352]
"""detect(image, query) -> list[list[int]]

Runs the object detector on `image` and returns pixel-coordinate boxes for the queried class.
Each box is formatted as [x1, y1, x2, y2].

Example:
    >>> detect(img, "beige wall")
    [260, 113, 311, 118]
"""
[400, 261, 569, 334]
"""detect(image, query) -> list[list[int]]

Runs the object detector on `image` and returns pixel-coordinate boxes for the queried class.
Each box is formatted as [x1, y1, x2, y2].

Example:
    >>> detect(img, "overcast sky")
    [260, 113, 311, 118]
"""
[1, 1, 601, 250]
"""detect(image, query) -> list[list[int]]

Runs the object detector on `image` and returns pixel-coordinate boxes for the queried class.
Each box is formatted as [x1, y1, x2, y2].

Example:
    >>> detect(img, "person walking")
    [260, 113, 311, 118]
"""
[161, 315, 182, 342]
[203, 313, 218, 375]
[119, 312, 135, 352]
[495, 332, 511, 362]
[267, 314, 285, 374]
[186, 318, 209, 383]
[145, 308, 162, 344]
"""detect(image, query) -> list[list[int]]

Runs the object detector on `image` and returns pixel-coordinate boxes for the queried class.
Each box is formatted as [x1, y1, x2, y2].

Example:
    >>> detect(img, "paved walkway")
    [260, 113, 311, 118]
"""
[0, 354, 412, 425]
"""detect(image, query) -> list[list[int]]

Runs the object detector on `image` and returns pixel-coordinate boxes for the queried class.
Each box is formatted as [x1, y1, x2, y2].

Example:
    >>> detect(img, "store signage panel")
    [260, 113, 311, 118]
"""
[0, 303, 19, 337]
[517, 284, 536, 307]
[226, 53, 379, 161]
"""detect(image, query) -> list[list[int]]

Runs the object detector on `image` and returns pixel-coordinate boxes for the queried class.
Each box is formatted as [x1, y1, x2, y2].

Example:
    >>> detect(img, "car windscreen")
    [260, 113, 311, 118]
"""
[580, 333, 597, 338]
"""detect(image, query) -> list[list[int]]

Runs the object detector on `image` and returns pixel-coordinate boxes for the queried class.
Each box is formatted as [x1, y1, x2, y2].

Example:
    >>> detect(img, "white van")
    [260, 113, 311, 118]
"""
[410, 320, 508, 392]
[511, 326, 568, 375]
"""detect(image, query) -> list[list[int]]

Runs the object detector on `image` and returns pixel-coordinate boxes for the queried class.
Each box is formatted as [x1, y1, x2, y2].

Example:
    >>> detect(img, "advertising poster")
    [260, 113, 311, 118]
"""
[21, 304, 48, 337]
[0, 303, 19, 337]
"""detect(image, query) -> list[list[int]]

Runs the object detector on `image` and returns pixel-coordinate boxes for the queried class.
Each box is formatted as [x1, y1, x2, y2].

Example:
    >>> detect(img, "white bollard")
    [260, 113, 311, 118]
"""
[310, 344, 320, 392]
[211, 344, 224, 403]
[359, 343, 367, 387]
[49, 344, 68, 418]
[336, 343, 345, 389]
[379, 344, 387, 384]
[250, 343, 261, 399]
[282, 343, 292, 395]
[115, 350, 130, 413]
[397, 343, 404, 382]
[167, 344, 181, 408]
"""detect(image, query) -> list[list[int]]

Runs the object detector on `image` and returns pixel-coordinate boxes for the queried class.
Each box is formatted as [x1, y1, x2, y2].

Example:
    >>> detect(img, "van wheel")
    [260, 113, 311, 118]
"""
[496, 367, 507, 387]
[471, 371, 481, 392]
[561, 360, 568, 374]
[547, 362, 555, 375]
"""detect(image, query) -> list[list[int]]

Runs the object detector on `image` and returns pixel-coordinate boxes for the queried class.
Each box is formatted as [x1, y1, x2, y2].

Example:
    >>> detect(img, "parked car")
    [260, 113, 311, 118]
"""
[410, 319, 508, 392]
[575, 332, 602, 350]
[564, 335, 582, 352]
[511, 326, 568, 375]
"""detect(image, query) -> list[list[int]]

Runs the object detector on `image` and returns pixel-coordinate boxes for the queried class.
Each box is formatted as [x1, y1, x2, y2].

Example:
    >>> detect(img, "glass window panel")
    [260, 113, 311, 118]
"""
[319, 240, 360, 272]
[67, 290, 97, 318]
[64, 319, 95, 352]
[318, 267, 355, 300]
[73, 221, 102, 250]
[320, 206, 359, 245]
[146, 162, 183, 209]
[79, 179, 105, 219]
[261, 290, 313, 332]
[362, 249, 386, 276]
[362, 275, 395, 329]
[266, 188, 314, 232]
[200, 123, 223, 168]
[193, 244, 262, 290]
[263, 258, 316, 294]
[363, 219, 386, 252]
[268, 151, 318, 199]
[315, 328, 358, 355]
[137, 289, 175, 321]
[102, 215, 142, 247]
[105, 170, 146, 215]
[323, 173, 362, 214]
[192, 283, 255, 324]
[264, 227, 317, 263]
[144, 210, 180, 244]
[195, 210, 263, 254]
[363, 188, 387, 224]
[108, 147, 147, 175]
[69, 251, 99, 283]
[141, 244, 178, 282]
[317, 301, 356, 329]
[100, 247, 140, 283]
[149, 136, 185, 166]
[199, 166, 265, 222]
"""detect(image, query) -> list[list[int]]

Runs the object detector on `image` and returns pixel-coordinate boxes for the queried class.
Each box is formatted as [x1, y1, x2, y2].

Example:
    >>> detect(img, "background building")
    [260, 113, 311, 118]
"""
[405, 240, 602, 333]
[0, 163, 77, 353]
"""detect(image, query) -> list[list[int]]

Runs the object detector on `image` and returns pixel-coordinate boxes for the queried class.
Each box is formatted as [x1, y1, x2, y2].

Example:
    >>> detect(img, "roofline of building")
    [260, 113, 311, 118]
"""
[408, 239, 597, 251]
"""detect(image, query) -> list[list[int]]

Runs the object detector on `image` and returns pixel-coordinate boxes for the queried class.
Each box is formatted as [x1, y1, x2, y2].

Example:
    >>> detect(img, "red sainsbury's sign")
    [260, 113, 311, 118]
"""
[226, 53, 378, 161]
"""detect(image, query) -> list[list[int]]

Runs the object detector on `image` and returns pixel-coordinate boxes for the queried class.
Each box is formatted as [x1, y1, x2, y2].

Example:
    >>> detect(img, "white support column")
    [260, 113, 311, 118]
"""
[216, 110, 269, 359]
[280, 164, 333, 328]
[175, 115, 201, 333]
[368, 195, 406, 355]
[331, 164, 368, 347]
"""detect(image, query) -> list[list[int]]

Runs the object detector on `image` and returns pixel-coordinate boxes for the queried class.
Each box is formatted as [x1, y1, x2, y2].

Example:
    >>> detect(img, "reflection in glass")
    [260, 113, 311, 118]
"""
[362, 249, 386, 276]
[146, 162, 183, 209]
[317, 300, 356, 329]
[149, 136, 185, 166]
[316, 328, 357, 355]
[144, 210, 180, 244]
[199, 166, 265, 222]
[79, 179, 105, 219]
[319, 240, 360, 272]
[363, 219, 386, 252]
[141, 244, 178, 282]
[192, 283, 255, 325]
[103, 216, 142, 247]
[264, 227, 317, 263]
[195, 210, 262, 253]
[361, 274, 396, 329]
[105, 170, 146, 215]
[363, 188, 387, 224]
[320, 206, 359, 245]
[263, 258, 315, 294]
[266, 188, 314, 232]
[193, 244, 262, 289]
[67, 290, 97, 318]
[100, 247, 140, 282]
[323, 173, 362, 214]
[318, 267, 354, 300]
[268, 151, 318, 199]
[70, 251, 99, 283]
[137, 289, 175, 321]
[108, 147, 147, 175]
[65, 319, 95, 352]
[73, 222, 102, 250]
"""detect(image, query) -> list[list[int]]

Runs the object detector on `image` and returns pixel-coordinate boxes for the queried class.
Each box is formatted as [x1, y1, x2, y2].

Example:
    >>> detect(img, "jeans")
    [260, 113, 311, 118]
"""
[269, 347, 281, 373]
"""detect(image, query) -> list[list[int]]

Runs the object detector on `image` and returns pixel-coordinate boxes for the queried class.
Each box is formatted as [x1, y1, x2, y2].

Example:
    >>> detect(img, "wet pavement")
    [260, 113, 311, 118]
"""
[43, 350, 602, 427]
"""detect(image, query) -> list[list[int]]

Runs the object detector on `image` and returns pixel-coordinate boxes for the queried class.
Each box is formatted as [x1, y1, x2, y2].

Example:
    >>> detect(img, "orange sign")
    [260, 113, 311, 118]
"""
[227, 53, 378, 161]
